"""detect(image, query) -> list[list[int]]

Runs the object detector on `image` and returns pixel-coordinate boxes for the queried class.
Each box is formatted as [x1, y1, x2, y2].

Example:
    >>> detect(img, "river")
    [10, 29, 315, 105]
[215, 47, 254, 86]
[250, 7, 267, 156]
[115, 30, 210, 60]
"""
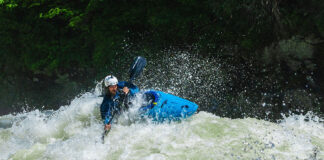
[1, 52, 323, 159]
[0, 81, 323, 160]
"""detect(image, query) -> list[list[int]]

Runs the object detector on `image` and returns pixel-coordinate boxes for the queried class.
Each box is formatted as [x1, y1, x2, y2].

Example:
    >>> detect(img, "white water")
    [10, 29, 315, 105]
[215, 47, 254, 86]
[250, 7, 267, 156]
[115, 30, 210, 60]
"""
[0, 83, 323, 160]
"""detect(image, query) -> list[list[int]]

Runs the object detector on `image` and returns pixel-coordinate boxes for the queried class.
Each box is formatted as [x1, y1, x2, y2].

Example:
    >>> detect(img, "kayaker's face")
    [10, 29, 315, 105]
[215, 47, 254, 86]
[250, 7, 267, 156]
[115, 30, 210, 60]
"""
[108, 85, 117, 96]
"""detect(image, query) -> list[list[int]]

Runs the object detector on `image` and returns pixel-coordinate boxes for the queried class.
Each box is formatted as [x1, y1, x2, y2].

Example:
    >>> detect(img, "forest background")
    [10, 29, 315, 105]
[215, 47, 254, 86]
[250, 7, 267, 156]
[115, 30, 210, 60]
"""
[0, 0, 323, 120]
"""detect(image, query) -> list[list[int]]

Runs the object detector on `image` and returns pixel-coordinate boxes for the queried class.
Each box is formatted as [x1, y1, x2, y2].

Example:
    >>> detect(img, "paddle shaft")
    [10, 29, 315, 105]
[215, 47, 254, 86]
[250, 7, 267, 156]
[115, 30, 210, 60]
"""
[101, 116, 114, 144]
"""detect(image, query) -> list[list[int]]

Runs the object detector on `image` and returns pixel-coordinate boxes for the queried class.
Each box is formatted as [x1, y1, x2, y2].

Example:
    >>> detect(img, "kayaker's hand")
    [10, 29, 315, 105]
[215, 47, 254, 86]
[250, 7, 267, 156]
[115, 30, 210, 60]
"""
[123, 87, 129, 95]
[104, 124, 111, 131]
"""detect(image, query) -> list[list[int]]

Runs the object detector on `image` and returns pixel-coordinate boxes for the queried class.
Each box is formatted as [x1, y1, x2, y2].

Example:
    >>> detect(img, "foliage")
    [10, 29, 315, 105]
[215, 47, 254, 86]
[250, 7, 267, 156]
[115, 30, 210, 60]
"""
[0, 0, 323, 119]
[0, 0, 323, 85]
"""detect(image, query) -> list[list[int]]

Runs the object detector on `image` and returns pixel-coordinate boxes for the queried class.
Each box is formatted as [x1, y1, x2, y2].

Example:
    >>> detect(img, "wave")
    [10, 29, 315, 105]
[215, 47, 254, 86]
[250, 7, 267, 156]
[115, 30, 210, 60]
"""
[0, 85, 323, 160]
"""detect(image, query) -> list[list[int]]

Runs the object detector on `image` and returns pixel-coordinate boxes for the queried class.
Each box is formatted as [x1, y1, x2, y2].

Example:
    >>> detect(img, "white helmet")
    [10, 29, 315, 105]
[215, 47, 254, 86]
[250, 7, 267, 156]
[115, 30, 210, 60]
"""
[104, 75, 118, 87]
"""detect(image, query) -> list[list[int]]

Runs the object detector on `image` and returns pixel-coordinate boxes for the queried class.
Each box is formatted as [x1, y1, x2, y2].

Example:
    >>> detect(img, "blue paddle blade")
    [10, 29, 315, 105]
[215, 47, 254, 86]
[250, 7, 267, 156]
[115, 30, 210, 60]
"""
[129, 56, 147, 81]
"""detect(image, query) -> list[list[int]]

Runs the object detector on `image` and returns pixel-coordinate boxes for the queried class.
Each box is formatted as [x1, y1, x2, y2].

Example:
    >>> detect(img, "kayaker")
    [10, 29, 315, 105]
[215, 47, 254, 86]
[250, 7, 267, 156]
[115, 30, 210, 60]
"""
[100, 75, 139, 131]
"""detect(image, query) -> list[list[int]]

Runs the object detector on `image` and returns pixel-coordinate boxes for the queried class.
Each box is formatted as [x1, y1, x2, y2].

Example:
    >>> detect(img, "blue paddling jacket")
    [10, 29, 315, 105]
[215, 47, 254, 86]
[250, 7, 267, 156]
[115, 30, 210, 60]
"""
[100, 81, 139, 125]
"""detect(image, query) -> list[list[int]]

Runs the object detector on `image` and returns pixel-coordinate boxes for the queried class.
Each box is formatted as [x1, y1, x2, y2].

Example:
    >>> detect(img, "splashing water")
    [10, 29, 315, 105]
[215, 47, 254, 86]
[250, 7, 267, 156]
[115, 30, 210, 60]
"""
[134, 52, 227, 112]
[0, 82, 323, 160]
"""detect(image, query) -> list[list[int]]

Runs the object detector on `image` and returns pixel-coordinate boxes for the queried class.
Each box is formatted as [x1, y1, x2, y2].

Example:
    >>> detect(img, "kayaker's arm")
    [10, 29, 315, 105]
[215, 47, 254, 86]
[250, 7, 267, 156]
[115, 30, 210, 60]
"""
[100, 96, 114, 125]
[103, 113, 112, 125]
[122, 87, 130, 95]
[117, 81, 139, 96]
[128, 84, 139, 96]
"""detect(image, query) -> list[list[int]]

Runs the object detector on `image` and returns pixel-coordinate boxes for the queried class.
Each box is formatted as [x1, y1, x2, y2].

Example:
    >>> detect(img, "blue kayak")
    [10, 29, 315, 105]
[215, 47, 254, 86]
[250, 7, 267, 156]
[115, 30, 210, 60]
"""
[138, 90, 198, 122]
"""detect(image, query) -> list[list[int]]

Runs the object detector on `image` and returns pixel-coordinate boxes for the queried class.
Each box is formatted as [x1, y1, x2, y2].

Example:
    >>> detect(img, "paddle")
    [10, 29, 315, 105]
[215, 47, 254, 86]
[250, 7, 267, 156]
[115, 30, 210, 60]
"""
[101, 117, 114, 143]
[129, 56, 147, 82]
[101, 56, 147, 144]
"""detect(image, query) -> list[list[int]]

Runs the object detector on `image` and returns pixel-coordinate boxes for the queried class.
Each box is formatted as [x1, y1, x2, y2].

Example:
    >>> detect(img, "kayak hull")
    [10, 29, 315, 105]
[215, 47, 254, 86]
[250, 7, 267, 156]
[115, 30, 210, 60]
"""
[139, 90, 198, 122]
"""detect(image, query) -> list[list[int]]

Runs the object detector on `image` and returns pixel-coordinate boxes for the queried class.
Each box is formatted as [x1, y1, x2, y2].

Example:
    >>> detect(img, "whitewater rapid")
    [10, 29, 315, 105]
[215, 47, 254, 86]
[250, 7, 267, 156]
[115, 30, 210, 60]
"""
[0, 85, 323, 160]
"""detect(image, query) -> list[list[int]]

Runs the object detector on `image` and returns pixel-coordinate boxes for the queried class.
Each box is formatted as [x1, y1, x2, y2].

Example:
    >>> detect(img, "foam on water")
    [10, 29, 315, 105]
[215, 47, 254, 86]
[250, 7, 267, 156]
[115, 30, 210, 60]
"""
[0, 84, 323, 160]
[0, 52, 323, 159]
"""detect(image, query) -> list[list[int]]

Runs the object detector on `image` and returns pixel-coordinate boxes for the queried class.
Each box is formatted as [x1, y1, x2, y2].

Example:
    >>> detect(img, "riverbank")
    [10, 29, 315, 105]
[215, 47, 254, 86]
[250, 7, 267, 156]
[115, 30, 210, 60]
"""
[0, 70, 96, 116]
